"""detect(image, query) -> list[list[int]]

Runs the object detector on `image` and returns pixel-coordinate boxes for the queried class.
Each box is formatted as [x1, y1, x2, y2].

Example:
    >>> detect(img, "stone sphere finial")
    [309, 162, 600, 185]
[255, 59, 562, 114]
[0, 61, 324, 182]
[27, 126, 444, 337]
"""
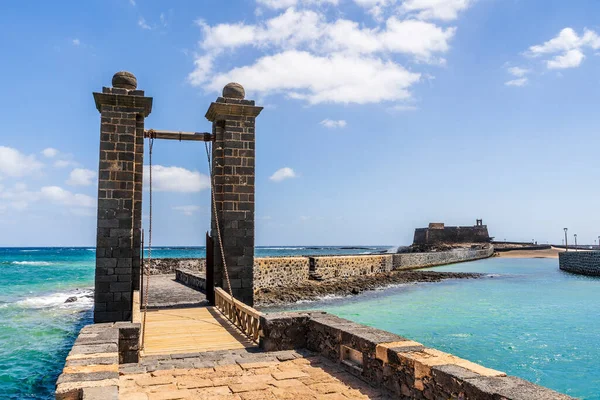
[112, 71, 137, 90]
[222, 82, 245, 99]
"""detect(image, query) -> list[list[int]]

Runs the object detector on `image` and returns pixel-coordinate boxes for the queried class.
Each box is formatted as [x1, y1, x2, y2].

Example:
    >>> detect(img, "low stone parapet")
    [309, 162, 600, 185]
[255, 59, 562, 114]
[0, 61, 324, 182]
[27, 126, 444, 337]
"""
[259, 311, 573, 399]
[55, 322, 140, 400]
[175, 268, 207, 291]
[146, 258, 206, 275]
[559, 251, 600, 276]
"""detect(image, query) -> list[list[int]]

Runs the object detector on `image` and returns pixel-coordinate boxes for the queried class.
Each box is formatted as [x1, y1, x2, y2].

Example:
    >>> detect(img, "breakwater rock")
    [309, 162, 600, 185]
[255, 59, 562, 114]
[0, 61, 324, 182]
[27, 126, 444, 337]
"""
[256, 270, 481, 306]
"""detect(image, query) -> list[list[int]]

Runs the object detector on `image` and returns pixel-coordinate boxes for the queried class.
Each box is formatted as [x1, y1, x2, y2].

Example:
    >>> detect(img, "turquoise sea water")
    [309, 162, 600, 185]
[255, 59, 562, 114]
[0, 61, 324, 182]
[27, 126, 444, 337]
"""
[1, 249, 598, 399]
[280, 257, 600, 399]
[0, 246, 388, 399]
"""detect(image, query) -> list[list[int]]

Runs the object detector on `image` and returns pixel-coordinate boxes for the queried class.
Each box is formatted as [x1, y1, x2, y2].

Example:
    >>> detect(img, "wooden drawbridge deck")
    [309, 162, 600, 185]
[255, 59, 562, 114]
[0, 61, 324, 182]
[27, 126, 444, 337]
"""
[138, 275, 261, 357]
[141, 306, 256, 356]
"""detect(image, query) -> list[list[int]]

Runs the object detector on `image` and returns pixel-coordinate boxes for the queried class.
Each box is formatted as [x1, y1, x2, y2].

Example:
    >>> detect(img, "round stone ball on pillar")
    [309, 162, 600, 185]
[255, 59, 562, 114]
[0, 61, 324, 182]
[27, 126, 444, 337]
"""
[112, 71, 137, 90]
[222, 82, 245, 99]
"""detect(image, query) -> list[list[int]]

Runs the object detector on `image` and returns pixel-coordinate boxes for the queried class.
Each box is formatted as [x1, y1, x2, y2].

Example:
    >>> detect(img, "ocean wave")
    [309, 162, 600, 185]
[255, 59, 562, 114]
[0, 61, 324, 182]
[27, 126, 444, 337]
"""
[12, 261, 54, 266]
[20, 249, 40, 252]
[13, 289, 94, 309]
[86, 248, 95, 251]
[263, 247, 306, 250]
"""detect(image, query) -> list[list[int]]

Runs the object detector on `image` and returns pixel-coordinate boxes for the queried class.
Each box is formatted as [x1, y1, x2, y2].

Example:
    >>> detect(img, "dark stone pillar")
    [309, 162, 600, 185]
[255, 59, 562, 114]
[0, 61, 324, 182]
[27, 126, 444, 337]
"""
[93, 71, 152, 323]
[206, 83, 262, 306]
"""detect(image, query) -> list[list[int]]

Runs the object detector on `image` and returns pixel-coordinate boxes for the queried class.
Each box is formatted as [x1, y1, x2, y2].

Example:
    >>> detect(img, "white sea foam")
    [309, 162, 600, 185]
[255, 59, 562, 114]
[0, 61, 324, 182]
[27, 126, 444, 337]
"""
[20, 249, 40, 252]
[86, 248, 95, 251]
[14, 289, 94, 309]
[12, 261, 54, 266]
[263, 247, 306, 250]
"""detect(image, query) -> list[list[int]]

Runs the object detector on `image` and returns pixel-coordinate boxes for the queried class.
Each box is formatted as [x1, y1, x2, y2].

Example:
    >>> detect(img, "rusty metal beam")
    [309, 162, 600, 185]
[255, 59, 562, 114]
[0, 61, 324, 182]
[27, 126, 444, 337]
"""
[144, 129, 213, 142]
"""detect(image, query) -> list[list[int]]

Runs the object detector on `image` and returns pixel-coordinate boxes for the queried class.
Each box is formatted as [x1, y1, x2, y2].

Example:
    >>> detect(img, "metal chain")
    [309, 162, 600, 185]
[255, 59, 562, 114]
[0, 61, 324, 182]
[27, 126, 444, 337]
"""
[141, 133, 154, 350]
[205, 141, 236, 305]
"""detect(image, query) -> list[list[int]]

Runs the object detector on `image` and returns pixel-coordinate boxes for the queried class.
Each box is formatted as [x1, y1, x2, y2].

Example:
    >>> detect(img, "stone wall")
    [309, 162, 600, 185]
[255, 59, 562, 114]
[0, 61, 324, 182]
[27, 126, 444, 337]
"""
[310, 255, 394, 280]
[175, 268, 206, 291]
[254, 257, 310, 289]
[260, 312, 573, 400]
[559, 251, 600, 276]
[393, 247, 494, 270]
[148, 248, 493, 290]
[146, 258, 206, 275]
[55, 322, 140, 400]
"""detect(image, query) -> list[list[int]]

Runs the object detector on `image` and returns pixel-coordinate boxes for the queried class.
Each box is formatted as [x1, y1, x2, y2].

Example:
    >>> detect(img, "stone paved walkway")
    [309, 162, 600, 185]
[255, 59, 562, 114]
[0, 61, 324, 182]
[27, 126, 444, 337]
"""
[146, 275, 208, 308]
[120, 349, 394, 399]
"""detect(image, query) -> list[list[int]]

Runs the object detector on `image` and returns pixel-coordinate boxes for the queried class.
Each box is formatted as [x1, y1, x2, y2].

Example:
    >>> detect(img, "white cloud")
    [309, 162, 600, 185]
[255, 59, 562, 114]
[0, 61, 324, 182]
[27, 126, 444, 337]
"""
[143, 165, 210, 192]
[42, 148, 59, 158]
[138, 17, 152, 30]
[206, 50, 421, 105]
[40, 186, 95, 208]
[0, 146, 43, 178]
[320, 119, 347, 128]
[505, 78, 528, 87]
[72, 39, 81, 46]
[190, 7, 459, 105]
[399, 0, 473, 21]
[67, 168, 96, 186]
[547, 49, 585, 69]
[54, 159, 79, 168]
[173, 205, 201, 216]
[527, 27, 600, 70]
[270, 167, 297, 182]
[0, 183, 38, 211]
[257, 0, 338, 9]
[505, 66, 530, 87]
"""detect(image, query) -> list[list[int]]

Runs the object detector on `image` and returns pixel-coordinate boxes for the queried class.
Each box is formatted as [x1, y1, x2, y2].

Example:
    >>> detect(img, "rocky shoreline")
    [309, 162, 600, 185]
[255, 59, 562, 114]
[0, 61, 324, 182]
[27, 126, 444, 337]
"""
[255, 270, 482, 306]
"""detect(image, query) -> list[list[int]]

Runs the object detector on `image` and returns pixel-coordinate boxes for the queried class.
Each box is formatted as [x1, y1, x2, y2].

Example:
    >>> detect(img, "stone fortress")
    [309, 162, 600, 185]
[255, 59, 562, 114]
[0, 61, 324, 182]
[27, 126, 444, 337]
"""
[413, 220, 491, 247]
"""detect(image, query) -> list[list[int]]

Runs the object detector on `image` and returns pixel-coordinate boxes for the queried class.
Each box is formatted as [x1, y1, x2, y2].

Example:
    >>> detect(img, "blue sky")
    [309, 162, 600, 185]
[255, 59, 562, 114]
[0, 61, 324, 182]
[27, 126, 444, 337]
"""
[1, 0, 599, 247]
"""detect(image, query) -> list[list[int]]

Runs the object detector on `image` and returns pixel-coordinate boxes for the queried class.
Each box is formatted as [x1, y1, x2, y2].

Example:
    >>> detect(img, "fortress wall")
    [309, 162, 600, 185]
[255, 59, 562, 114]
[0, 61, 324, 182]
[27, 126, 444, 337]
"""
[559, 251, 600, 276]
[151, 248, 493, 290]
[393, 247, 495, 270]
[254, 257, 310, 289]
[310, 255, 394, 280]
[414, 225, 490, 245]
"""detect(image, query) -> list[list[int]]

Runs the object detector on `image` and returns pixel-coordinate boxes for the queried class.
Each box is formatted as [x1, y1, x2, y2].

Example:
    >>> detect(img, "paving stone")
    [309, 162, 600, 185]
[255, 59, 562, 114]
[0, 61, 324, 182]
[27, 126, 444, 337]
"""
[229, 381, 269, 393]
[237, 360, 279, 370]
[81, 385, 118, 399]
[176, 377, 213, 389]
[136, 375, 175, 387]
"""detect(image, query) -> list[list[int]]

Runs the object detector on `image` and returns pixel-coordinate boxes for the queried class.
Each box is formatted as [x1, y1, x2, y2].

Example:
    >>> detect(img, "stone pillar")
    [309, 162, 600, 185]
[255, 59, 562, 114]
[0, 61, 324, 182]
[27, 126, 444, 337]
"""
[93, 71, 152, 323]
[206, 83, 262, 306]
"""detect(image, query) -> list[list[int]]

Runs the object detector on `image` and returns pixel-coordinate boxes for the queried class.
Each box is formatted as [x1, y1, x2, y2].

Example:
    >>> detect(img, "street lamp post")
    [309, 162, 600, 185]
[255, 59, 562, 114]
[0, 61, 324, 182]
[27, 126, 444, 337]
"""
[564, 228, 568, 251]
[574, 234, 578, 251]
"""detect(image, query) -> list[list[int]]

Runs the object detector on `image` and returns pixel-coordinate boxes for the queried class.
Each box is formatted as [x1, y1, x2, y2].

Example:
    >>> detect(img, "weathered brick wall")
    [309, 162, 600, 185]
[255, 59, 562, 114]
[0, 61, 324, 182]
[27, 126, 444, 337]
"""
[311, 255, 394, 280]
[559, 251, 600, 276]
[206, 88, 263, 307]
[92, 75, 152, 323]
[393, 247, 494, 270]
[259, 312, 573, 400]
[254, 257, 310, 289]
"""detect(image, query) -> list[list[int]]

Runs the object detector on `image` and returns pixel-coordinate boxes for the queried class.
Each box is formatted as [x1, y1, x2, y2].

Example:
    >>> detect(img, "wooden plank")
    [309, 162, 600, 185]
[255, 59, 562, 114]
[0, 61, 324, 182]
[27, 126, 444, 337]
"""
[141, 306, 256, 357]
[144, 129, 213, 142]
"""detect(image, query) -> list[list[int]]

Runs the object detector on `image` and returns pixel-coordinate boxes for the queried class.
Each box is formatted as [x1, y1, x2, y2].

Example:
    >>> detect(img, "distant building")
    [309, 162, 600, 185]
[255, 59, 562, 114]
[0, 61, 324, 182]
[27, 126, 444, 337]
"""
[413, 219, 491, 245]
